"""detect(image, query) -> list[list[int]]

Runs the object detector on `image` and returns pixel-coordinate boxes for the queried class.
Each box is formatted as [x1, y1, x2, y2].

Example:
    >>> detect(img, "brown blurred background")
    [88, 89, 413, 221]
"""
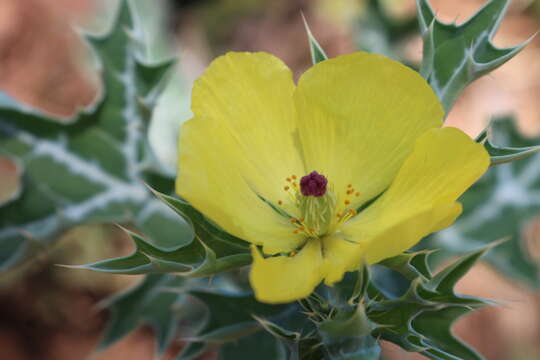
[0, 0, 539, 359]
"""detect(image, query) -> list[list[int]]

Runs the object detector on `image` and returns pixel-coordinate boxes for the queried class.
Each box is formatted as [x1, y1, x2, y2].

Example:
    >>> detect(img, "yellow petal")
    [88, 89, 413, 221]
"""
[177, 118, 305, 254]
[321, 234, 368, 285]
[190, 52, 304, 215]
[294, 52, 444, 213]
[342, 127, 489, 265]
[322, 204, 460, 286]
[250, 241, 324, 304]
[363, 202, 462, 265]
[177, 52, 306, 254]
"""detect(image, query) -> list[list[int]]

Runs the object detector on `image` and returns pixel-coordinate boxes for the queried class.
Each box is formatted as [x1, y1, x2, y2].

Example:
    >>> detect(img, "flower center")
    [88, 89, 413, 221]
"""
[277, 171, 360, 238]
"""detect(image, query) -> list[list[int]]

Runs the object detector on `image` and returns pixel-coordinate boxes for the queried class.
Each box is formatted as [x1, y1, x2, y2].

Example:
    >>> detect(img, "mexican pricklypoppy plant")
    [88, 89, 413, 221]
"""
[176, 51, 489, 303]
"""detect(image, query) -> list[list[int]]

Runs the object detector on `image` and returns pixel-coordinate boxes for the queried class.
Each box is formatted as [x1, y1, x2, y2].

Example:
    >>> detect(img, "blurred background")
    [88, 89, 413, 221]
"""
[0, 0, 539, 359]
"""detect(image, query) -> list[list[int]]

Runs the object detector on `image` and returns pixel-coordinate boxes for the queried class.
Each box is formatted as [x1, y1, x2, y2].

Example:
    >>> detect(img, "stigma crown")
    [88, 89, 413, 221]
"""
[300, 171, 328, 197]
[276, 173, 361, 238]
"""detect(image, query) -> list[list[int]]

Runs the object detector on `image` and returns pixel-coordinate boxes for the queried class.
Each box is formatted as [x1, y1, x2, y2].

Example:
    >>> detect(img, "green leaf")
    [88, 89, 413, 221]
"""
[179, 288, 312, 359]
[318, 306, 380, 360]
[486, 141, 540, 166]
[0, 0, 191, 271]
[302, 14, 328, 64]
[325, 265, 370, 308]
[254, 315, 302, 342]
[428, 116, 540, 288]
[254, 301, 322, 360]
[98, 274, 185, 354]
[295, 274, 381, 360]
[368, 245, 493, 360]
[150, 190, 250, 253]
[413, 306, 482, 360]
[378, 250, 434, 281]
[69, 225, 250, 276]
[477, 122, 540, 165]
[418, 0, 531, 113]
[219, 331, 288, 360]
[178, 288, 302, 359]
[426, 243, 497, 295]
[72, 189, 251, 276]
[187, 290, 287, 344]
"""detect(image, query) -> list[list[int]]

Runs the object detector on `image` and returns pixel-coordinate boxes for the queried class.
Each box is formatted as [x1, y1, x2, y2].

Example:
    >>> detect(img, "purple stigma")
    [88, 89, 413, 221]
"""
[300, 171, 328, 197]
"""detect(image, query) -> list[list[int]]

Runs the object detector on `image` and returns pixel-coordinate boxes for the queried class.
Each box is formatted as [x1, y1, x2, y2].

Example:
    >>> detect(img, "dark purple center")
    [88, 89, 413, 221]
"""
[300, 171, 328, 197]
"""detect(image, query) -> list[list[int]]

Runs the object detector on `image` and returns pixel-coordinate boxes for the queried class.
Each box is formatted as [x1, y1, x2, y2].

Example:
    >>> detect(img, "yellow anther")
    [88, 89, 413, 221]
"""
[347, 184, 352, 188]
[299, 226, 305, 231]
[290, 251, 297, 256]
[286, 177, 291, 182]
[290, 218, 297, 224]
[293, 230, 299, 234]
[292, 175, 297, 180]
[284, 186, 290, 191]
[355, 192, 361, 197]
[349, 209, 357, 215]
[345, 200, 351, 205]
[278, 200, 283, 205]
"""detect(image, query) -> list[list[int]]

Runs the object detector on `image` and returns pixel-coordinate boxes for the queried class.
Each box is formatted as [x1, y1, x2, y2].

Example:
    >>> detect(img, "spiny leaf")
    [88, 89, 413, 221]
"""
[418, 0, 531, 113]
[486, 141, 540, 166]
[368, 245, 493, 360]
[325, 265, 370, 307]
[318, 305, 380, 360]
[254, 315, 301, 342]
[254, 302, 320, 359]
[218, 331, 288, 360]
[71, 190, 252, 276]
[426, 240, 502, 295]
[477, 121, 540, 165]
[428, 116, 540, 288]
[186, 290, 287, 344]
[0, 0, 190, 271]
[413, 306, 483, 360]
[379, 250, 434, 281]
[69, 226, 250, 276]
[180, 289, 314, 359]
[351, 264, 371, 304]
[98, 274, 185, 354]
[302, 14, 328, 64]
[149, 189, 250, 252]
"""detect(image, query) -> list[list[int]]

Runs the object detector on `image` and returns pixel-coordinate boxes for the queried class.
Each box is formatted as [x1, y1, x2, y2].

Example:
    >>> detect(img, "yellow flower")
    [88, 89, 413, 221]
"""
[176, 51, 489, 304]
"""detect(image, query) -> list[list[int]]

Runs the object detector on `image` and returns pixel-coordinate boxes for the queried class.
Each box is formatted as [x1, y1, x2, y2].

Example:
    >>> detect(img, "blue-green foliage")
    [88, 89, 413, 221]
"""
[0, 1, 191, 270]
[418, 0, 529, 113]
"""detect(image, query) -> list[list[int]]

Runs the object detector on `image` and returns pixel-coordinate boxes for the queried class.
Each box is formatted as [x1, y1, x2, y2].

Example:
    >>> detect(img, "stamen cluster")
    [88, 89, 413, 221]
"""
[276, 171, 361, 239]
